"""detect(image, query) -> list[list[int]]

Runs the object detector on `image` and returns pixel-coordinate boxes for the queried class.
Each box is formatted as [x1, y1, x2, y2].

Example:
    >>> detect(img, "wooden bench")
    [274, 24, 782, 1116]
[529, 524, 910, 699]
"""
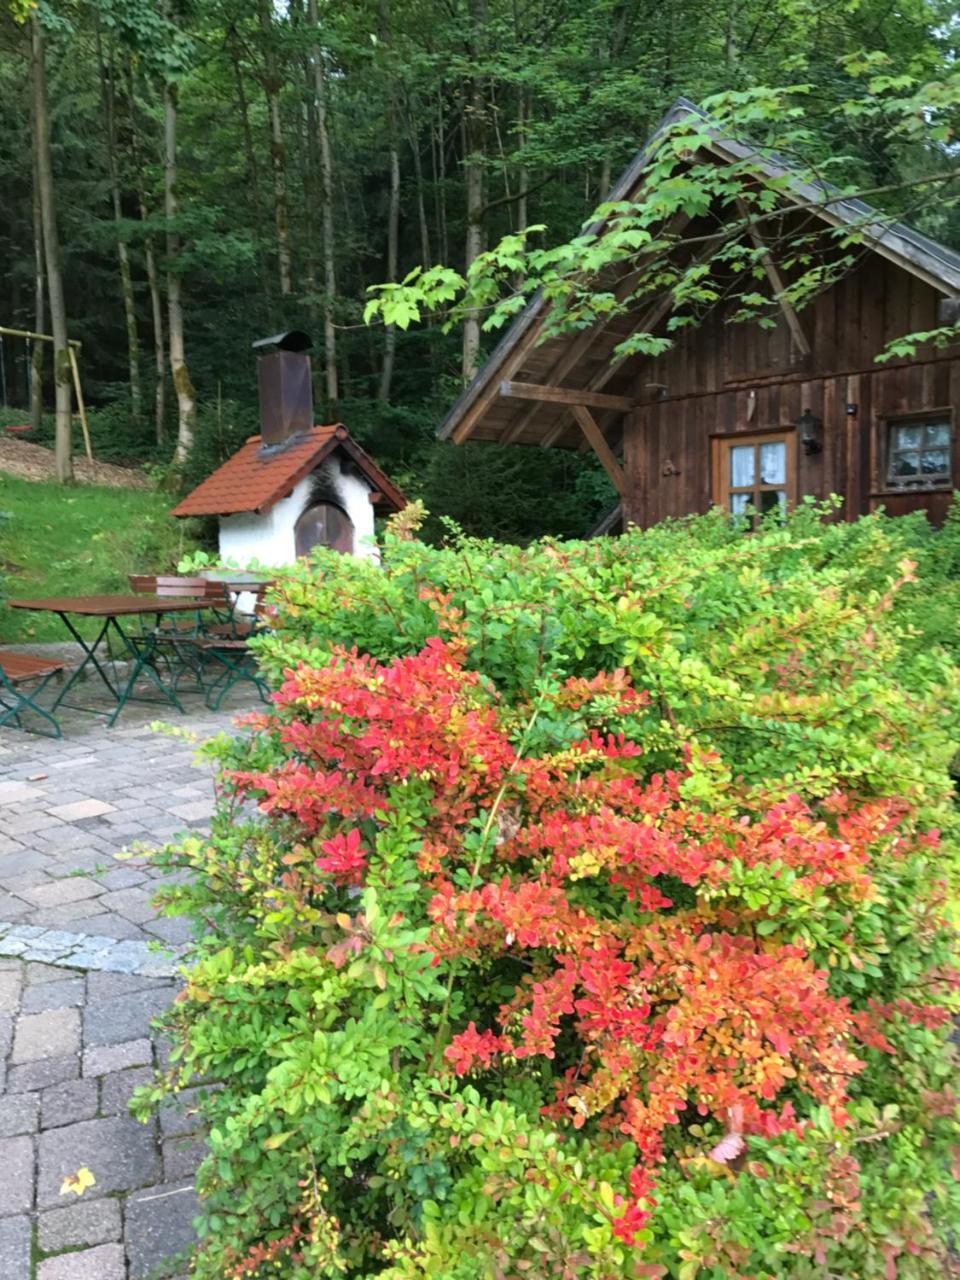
[0, 650, 66, 737]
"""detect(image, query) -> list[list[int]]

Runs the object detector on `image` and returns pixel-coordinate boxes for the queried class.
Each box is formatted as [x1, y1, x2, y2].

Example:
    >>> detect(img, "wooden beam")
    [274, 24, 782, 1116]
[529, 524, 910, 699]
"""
[571, 404, 625, 495]
[67, 344, 93, 463]
[735, 197, 811, 357]
[449, 315, 545, 444]
[0, 324, 81, 350]
[500, 379, 635, 412]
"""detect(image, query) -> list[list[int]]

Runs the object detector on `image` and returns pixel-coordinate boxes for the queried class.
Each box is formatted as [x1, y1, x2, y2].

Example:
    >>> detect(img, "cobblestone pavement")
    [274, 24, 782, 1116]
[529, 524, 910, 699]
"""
[0, 689, 254, 1278]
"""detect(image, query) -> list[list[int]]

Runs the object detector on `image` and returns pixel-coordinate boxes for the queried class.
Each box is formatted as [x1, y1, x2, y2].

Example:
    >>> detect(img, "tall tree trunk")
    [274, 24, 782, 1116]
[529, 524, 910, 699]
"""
[30, 16, 72, 482]
[516, 90, 528, 232]
[97, 23, 141, 421]
[127, 61, 166, 444]
[308, 0, 338, 402]
[378, 129, 400, 401]
[228, 29, 272, 318]
[164, 77, 195, 466]
[258, 0, 292, 298]
[30, 123, 44, 435]
[407, 100, 432, 266]
[461, 0, 486, 381]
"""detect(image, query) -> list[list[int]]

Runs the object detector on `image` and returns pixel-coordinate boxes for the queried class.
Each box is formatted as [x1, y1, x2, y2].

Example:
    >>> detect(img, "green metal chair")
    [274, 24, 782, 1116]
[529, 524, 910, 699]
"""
[0, 650, 66, 737]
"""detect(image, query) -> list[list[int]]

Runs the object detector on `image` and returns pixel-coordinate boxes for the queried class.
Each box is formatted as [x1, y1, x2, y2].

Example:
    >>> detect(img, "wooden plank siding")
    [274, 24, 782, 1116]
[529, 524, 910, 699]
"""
[622, 255, 960, 528]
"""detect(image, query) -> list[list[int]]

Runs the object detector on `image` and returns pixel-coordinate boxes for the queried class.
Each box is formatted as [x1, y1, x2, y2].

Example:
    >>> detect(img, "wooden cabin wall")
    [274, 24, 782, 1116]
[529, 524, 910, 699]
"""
[622, 256, 960, 527]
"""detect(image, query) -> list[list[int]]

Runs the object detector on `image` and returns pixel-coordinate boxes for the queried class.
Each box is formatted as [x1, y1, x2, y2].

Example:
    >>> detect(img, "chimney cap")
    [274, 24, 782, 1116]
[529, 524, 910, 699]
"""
[252, 330, 313, 353]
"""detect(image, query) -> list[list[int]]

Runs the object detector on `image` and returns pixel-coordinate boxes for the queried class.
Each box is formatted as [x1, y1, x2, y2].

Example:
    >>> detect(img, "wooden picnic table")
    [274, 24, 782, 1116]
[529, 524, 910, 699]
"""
[8, 594, 213, 726]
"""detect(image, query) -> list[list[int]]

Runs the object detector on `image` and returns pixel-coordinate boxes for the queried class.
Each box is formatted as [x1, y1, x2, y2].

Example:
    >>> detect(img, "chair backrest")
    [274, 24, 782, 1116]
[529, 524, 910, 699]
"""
[129, 574, 228, 605]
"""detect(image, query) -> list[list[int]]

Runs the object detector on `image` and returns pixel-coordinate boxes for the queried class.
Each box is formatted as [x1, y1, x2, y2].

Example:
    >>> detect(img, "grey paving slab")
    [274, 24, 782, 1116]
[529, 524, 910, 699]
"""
[38, 1243, 127, 1280]
[0, 1092, 39, 1136]
[0, 1215, 31, 1276]
[37, 1115, 161, 1207]
[12, 1007, 81, 1063]
[124, 1183, 200, 1280]
[83, 1039, 153, 1078]
[84, 988, 173, 1048]
[100, 1066, 153, 1116]
[7, 1054, 79, 1093]
[22, 977, 85, 1013]
[0, 1135, 35, 1214]
[42, 1077, 99, 1129]
[38, 1196, 123, 1251]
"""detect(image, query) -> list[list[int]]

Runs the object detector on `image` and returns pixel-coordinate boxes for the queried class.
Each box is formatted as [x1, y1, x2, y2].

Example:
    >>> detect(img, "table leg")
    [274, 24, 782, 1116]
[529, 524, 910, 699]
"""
[51, 613, 120, 710]
[108, 614, 186, 727]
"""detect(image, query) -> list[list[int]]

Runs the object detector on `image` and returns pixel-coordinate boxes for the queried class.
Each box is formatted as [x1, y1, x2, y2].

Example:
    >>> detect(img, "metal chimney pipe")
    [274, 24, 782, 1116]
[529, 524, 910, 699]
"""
[252, 330, 314, 448]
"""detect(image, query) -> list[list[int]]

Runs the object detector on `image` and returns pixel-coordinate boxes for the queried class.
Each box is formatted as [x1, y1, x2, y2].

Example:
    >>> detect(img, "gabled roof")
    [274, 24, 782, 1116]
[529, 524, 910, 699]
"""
[438, 96, 960, 448]
[171, 424, 407, 518]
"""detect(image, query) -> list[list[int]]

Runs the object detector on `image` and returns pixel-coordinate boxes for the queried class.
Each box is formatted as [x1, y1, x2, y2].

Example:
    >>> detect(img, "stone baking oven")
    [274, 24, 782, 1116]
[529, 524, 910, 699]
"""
[171, 332, 406, 565]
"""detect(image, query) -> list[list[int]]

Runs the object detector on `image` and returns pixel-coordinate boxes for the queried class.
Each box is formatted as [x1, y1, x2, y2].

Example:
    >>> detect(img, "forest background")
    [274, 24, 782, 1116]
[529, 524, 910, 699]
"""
[3, 0, 960, 544]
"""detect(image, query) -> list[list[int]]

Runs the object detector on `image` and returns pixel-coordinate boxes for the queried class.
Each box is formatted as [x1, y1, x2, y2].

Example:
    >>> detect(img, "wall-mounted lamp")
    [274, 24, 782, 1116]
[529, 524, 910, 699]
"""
[796, 408, 823, 456]
[662, 458, 681, 477]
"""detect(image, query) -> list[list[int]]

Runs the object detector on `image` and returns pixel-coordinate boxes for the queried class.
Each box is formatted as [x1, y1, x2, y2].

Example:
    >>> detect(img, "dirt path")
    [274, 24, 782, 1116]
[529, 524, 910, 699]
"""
[0, 438, 149, 490]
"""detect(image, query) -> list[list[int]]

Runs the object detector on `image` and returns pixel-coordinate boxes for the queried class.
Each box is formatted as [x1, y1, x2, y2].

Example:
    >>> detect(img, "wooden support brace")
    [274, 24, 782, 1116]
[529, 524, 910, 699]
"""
[571, 404, 625, 496]
[735, 198, 811, 356]
[500, 379, 635, 412]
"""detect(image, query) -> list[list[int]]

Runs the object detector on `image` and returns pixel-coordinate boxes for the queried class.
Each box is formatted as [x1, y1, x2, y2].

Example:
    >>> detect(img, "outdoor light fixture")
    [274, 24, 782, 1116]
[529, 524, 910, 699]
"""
[796, 408, 823, 455]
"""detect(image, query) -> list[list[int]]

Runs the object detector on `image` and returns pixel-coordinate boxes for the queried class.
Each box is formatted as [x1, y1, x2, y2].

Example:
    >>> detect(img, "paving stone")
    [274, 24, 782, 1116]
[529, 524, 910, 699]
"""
[27, 960, 73, 984]
[37, 1114, 161, 1207]
[0, 780, 46, 803]
[0, 1010, 12, 1059]
[22, 977, 85, 1012]
[38, 1197, 123, 1252]
[0, 849, 49, 877]
[96, 867, 148, 891]
[0, 967, 22, 1013]
[124, 1182, 200, 1280]
[23, 876, 103, 908]
[47, 799, 116, 822]
[96, 887, 156, 923]
[100, 1065, 153, 1115]
[75, 914, 150, 942]
[29, 902, 109, 931]
[83, 1038, 153, 1077]
[6, 812, 65, 835]
[163, 1133, 206, 1180]
[167, 799, 212, 822]
[0, 1136, 34, 1214]
[37, 1243, 126, 1280]
[0, 1215, 31, 1277]
[7, 1054, 79, 1093]
[85, 971, 172, 1001]
[83, 987, 172, 1047]
[42, 1077, 99, 1128]
[143, 917, 195, 945]
[11, 1006, 81, 1062]
[0, 1093, 39, 1137]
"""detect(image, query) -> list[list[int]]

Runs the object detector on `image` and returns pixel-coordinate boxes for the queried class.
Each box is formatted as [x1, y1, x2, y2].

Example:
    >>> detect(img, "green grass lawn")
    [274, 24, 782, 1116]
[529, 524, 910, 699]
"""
[0, 474, 201, 642]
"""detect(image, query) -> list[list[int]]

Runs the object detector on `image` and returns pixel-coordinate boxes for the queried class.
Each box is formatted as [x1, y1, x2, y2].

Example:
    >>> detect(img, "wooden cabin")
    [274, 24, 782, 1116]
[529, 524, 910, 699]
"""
[438, 99, 960, 529]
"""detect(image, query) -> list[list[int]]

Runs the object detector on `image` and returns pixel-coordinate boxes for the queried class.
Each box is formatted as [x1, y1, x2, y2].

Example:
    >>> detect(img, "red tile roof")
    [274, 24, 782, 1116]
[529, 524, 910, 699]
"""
[170, 424, 407, 518]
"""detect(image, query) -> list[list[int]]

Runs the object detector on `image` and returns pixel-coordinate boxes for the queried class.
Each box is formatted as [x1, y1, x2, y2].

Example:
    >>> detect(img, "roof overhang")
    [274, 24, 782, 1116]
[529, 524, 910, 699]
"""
[437, 97, 960, 453]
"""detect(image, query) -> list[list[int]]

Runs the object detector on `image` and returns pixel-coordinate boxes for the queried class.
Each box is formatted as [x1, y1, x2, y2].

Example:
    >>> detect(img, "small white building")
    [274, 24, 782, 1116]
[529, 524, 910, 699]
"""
[171, 333, 406, 565]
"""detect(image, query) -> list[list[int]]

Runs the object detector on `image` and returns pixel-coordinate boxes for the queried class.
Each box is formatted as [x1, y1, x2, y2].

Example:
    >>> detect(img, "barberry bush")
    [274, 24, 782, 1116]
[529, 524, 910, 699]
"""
[146, 503, 960, 1279]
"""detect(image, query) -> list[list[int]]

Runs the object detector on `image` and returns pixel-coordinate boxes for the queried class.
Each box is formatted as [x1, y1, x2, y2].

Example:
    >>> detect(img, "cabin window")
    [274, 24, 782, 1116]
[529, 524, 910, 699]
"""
[713, 431, 795, 518]
[294, 502, 354, 556]
[884, 416, 952, 490]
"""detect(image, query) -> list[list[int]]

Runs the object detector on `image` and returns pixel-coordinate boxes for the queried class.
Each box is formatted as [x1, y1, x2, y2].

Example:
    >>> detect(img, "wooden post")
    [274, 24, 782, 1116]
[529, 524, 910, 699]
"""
[67, 344, 93, 462]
